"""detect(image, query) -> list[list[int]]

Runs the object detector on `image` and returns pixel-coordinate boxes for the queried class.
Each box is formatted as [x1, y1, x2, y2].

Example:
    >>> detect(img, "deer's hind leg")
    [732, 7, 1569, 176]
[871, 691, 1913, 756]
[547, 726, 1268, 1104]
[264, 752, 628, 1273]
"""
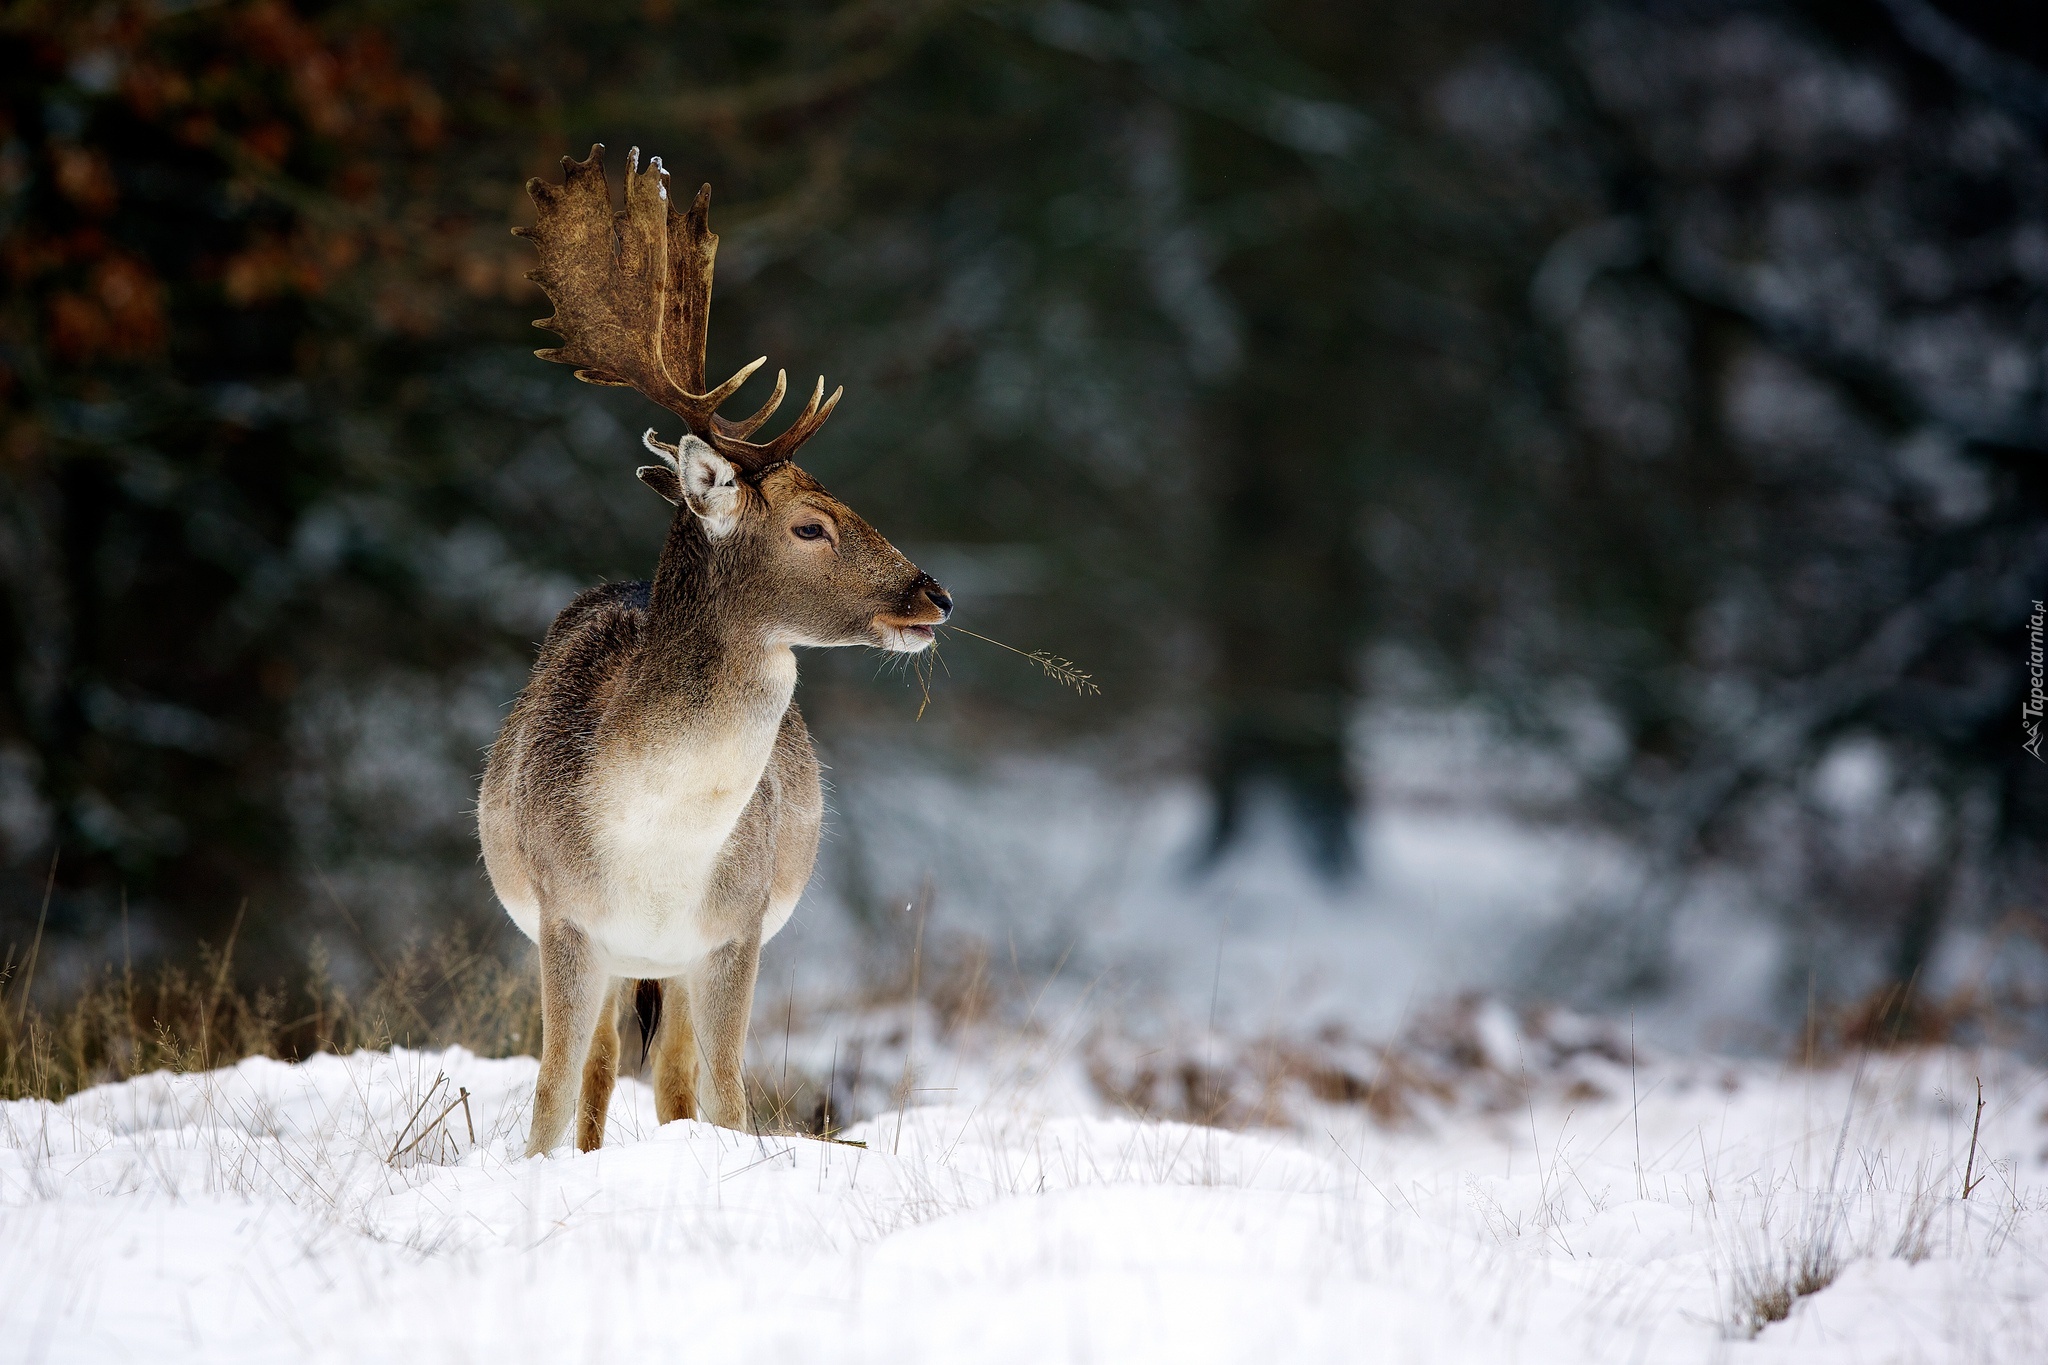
[576, 979, 622, 1152]
[649, 977, 699, 1124]
[525, 916, 607, 1157]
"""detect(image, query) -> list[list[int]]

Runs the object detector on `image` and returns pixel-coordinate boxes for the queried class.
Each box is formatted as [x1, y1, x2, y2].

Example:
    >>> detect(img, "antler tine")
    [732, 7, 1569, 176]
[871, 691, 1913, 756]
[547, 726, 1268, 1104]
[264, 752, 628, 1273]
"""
[738, 378, 843, 464]
[703, 355, 768, 409]
[716, 368, 788, 440]
[641, 427, 681, 466]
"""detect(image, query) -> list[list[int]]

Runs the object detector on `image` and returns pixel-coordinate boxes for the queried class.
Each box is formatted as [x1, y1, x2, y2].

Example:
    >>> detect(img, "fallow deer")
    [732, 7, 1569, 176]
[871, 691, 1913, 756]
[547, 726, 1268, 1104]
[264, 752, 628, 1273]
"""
[479, 146, 951, 1156]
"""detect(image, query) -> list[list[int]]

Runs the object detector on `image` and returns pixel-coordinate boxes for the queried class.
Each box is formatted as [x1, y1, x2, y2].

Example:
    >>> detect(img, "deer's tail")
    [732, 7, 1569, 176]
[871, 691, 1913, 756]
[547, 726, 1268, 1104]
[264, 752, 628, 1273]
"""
[632, 979, 662, 1065]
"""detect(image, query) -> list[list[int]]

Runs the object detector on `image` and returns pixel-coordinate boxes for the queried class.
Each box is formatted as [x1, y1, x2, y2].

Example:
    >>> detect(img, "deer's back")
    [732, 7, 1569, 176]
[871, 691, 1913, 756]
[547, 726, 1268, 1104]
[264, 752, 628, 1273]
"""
[485, 579, 651, 837]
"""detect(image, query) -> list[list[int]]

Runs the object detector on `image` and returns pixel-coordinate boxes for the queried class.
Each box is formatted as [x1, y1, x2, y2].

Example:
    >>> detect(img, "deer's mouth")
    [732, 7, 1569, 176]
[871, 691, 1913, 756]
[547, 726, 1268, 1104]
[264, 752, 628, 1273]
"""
[873, 614, 939, 652]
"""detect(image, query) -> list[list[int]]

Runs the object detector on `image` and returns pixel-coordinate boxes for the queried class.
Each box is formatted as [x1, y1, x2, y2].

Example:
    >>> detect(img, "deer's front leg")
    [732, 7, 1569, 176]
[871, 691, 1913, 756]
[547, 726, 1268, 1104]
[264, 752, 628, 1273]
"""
[683, 932, 762, 1130]
[526, 916, 606, 1156]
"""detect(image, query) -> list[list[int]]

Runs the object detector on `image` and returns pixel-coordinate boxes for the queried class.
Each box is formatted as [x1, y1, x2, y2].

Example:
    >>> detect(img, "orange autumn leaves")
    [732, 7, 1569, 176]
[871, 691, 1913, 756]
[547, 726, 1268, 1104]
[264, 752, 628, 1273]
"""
[46, 255, 165, 363]
[4, 0, 444, 374]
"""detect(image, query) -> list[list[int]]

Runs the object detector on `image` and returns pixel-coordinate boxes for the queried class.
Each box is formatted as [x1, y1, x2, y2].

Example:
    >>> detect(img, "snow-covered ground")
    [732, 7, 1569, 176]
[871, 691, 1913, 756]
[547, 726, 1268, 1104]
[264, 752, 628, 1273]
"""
[4, 1029, 2042, 1363]
[7, 713, 2038, 1361]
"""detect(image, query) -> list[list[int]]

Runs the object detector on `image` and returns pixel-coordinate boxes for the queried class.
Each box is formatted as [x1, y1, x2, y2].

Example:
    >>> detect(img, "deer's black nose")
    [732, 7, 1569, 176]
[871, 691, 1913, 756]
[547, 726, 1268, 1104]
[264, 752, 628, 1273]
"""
[921, 580, 953, 620]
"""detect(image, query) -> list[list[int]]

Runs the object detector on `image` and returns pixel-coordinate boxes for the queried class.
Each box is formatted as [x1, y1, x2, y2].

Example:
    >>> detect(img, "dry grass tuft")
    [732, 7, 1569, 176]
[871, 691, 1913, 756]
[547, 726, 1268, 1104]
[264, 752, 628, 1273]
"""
[1, 924, 540, 1103]
[1722, 1229, 1843, 1338]
[1727, 1259, 1798, 1336]
[2, 907, 1033, 1130]
[1087, 995, 1635, 1131]
[1826, 983, 1979, 1055]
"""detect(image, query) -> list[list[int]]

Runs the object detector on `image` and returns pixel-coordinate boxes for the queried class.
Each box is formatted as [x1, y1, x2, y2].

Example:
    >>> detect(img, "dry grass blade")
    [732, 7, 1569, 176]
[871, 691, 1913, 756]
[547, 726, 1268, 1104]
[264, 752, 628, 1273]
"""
[391, 1091, 469, 1165]
[386, 1074, 448, 1164]
[13, 848, 59, 1027]
[912, 640, 936, 720]
[1962, 1075, 1988, 1199]
[940, 626, 1100, 697]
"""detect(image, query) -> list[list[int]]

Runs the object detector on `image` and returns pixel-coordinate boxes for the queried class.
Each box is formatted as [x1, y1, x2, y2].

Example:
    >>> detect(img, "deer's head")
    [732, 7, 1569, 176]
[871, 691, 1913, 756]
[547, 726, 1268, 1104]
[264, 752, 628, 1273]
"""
[517, 145, 950, 653]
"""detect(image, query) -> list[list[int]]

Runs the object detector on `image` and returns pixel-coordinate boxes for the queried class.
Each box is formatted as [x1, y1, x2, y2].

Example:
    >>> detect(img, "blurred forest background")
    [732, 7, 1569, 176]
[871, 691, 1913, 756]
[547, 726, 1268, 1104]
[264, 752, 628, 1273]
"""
[2, 0, 2045, 1039]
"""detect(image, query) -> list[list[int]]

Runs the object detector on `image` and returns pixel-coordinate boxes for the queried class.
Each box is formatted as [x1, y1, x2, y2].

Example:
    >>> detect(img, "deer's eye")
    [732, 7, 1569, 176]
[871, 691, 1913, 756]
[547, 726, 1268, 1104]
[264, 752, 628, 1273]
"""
[793, 522, 828, 541]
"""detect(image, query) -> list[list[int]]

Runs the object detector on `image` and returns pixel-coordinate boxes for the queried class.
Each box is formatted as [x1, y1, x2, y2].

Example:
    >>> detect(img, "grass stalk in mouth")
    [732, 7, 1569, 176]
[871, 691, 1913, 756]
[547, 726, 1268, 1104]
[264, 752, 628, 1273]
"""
[939, 625, 1100, 698]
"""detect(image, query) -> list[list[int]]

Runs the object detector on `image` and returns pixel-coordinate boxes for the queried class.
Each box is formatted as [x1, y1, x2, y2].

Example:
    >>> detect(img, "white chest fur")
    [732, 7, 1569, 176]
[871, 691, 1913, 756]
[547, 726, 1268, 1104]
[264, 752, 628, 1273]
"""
[579, 651, 795, 974]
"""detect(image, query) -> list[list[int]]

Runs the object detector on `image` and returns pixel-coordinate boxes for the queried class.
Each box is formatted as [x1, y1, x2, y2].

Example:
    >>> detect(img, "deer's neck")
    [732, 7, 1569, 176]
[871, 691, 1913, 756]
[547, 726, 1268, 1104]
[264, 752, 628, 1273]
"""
[634, 511, 795, 728]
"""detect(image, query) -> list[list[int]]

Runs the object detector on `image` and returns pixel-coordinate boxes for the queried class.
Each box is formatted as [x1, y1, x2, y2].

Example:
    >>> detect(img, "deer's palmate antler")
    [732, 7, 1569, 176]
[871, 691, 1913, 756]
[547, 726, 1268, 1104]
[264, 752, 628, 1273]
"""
[516, 143, 839, 472]
[481, 146, 951, 1158]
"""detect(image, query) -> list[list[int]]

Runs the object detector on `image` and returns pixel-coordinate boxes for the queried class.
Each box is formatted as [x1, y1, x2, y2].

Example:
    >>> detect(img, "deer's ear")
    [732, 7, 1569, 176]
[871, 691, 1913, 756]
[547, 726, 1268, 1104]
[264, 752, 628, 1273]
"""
[636, 464, 685, 505]
[675, 435, 742, 539]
